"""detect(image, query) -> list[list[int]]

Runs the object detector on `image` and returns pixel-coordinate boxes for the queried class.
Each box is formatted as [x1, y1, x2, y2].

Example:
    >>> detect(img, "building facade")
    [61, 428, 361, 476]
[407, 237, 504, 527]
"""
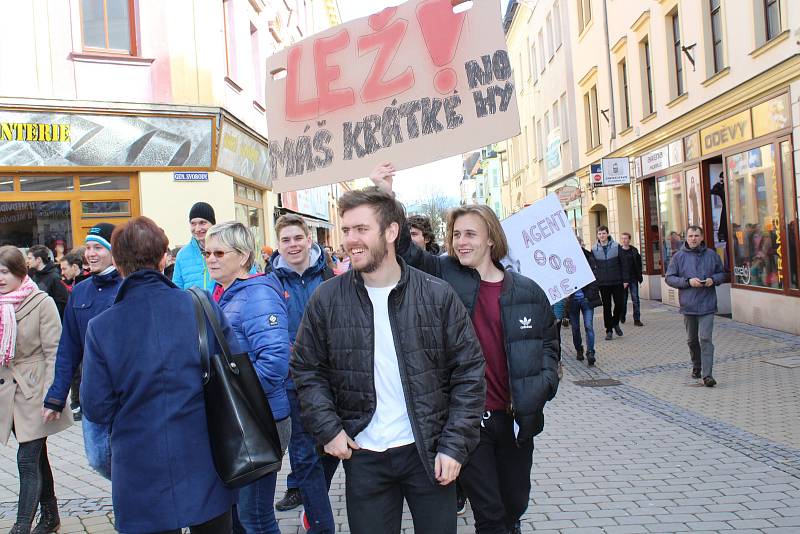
[0, 0, 340, 265]
[565, 0, 800, 333]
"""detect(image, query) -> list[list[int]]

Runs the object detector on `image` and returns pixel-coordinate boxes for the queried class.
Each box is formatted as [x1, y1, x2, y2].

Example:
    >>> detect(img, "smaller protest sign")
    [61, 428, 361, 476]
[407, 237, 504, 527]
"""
[501, 194, 595, 305]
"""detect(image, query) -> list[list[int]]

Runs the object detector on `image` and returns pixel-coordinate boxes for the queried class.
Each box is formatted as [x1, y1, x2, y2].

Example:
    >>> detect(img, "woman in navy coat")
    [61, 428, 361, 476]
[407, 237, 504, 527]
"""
[205, 221, 290, 534]
[81, 217, 237, 534]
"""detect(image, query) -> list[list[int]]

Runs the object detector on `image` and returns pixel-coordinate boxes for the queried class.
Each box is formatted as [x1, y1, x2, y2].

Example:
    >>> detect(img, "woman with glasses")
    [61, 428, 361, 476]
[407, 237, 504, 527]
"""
[0, 246, 72, 534]
[204, 221, 291, 534]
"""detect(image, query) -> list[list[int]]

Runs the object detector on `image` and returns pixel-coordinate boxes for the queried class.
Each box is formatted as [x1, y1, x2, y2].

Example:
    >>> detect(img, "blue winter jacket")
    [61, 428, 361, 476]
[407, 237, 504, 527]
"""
[44, 269, 122, 411]
[172, 238, 212, 291]
[217, 274, 291, 420]
[173, 237, 258, 290]
[665, 242, 728, 315]
[81, 270, 236, 533]
[270, 244, 333, 390]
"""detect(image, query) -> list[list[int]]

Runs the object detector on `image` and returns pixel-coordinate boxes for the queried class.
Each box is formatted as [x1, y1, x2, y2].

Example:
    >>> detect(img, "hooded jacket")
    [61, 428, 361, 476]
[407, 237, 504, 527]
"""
[217, 274, 290, 419]
[290, 258, 485, 483]
[172, 238, 212, 291]
[31, 262, 69, 318]
[44, 269, 123, 412]
[397, 228, 560, 442]
[665, 242, 727, 315]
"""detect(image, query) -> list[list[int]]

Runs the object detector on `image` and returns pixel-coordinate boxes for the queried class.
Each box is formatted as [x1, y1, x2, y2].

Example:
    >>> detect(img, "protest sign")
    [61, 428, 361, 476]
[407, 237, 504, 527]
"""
[264, 0, 521, 193]
[501, 194, 596, 305]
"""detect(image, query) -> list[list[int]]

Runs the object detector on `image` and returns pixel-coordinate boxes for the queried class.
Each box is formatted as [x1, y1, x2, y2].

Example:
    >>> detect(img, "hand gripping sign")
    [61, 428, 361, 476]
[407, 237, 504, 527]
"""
[501, 194, 596, 305]
[265, 0, 521, 193]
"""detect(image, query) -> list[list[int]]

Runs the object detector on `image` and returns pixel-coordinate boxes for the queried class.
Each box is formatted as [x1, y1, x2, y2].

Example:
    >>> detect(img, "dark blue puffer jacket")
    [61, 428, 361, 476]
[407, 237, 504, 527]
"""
[217, 273, 291, 419]
[270, 244, 334, 390]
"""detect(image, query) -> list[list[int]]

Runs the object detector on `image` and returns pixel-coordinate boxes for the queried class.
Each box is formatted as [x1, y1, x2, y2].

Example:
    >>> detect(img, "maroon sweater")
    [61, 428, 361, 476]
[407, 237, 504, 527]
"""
[472, 280, 510, 411]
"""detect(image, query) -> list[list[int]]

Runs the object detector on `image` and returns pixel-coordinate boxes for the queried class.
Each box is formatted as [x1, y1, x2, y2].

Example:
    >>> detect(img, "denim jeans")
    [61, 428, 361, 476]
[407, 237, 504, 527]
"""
[82, 418, 111, 480]
[568, 297, 595, 353]
[237, 471, 280, 534]
[622, 282, 641, 322]
[285, 388, 336, 533]
[15, 437, 55, 526]
[684, 314, 715, 378]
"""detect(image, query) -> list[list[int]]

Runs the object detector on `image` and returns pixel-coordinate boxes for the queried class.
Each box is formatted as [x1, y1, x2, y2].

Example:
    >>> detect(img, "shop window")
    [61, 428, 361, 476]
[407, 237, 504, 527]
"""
[79, 176, 130, 191]
[780, 141, 798, 290]
[0, 177, 12, 192]
[20, 176, 74, 192]
[81, 0, 137, 54]
[727, 144, 782, 289]
[82, 201, 130, 216]
[0, 201, 73, 250]
[644, 179, 662, 273]
[657, 172, 686, 270]
[235, 182, 266, 268]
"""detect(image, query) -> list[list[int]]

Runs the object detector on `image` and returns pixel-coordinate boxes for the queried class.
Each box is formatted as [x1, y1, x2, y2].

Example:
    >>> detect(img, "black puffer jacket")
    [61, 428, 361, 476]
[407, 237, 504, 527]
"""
[31, 262, 69, 318]
[398, 233, 560, 442]
[290, 258, 485, 482]
[591, 238, 630, 286]
[576, 249, 602, 308]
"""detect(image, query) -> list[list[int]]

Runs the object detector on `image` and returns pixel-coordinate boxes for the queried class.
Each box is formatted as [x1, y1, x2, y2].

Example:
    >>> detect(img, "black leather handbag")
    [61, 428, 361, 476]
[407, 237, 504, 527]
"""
[189, 287, 283, 488]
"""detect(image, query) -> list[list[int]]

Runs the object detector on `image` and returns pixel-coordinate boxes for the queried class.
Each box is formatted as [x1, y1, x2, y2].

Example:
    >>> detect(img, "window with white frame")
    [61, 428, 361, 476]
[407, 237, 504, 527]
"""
[577, 0, 592, 34]
[619, 58, 631, 129]
[538, 31, 546, 73]
[553, 1, 563, 48]
[583, 85, 600, 150]
[640, 36, 655, 115]
[669, 11, 685, 97]
[560, 94, 569, 142]
[546, 14, 555, 59]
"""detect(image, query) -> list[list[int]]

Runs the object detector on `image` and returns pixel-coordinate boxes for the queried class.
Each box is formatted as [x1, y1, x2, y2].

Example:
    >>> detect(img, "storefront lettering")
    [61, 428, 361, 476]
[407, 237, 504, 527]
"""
[700, 110, 753, 155]
[0, 122, 70, 142]
[733, 263, 751, 285]
[703, 121, 747, 150]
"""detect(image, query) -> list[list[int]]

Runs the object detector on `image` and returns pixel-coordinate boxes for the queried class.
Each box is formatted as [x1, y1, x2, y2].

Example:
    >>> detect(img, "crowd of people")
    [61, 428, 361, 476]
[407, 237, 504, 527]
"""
[0, 163, 728, 534]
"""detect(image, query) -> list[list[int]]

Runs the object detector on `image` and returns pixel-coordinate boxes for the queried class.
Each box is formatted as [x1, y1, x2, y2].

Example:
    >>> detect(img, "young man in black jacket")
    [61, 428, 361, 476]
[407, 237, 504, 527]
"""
[291, 187, 485, 534]
[27, 244, 69, 318]
[619, 232, 644, 326]
[371, 163, 560, 534]
[591, 226, 630, 340]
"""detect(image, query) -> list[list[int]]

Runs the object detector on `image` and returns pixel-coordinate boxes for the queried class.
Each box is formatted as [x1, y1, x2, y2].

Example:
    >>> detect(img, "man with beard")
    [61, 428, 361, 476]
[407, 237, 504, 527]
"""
[291, 188, 485, 534]
[42, 223, 122, 479]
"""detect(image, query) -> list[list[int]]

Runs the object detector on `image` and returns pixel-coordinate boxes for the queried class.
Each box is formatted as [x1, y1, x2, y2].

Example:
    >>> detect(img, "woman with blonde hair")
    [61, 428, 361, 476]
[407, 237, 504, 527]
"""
[0, 246, 72, 534]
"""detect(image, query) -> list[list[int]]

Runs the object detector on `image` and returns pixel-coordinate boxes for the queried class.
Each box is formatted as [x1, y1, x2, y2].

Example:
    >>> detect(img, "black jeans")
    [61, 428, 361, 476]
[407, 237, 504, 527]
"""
[16, 438, 55, 526]
[70, 363, 82, 409]
[343, 443, 455, 534]
[459, 412, 534, 534]
[599, 284, 625, 332]
[149, 510, 232, 534]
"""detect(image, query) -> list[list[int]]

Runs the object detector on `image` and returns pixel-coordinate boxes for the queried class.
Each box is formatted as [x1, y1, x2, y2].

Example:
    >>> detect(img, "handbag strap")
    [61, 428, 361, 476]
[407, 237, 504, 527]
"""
[188, 287, 239, 375]
[189, 288, 212, 384]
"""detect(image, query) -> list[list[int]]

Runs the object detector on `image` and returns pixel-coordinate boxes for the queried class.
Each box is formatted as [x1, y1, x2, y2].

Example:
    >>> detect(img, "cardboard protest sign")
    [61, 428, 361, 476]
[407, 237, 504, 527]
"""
[264, 0, 521, 193]
[501, 194, 595, 305]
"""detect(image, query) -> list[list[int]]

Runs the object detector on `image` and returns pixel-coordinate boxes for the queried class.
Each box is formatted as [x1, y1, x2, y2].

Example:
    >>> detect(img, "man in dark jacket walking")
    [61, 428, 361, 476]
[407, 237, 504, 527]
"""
[291, 188, 485, 534]
[42, 223, 122, 478]
[270, 214, 337, 533]
[619, 232, 644, 326]
[27, 245, 69, 318]
[569, 239, 603, 366]
[665, 226, 727, 387]
[371, 163, 560, 534]
[592, 226, 630, 340]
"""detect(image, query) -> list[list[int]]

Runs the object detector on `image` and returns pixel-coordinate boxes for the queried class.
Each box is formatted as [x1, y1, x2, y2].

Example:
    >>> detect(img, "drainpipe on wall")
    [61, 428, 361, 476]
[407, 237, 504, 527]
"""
[600, 0, 616, 143]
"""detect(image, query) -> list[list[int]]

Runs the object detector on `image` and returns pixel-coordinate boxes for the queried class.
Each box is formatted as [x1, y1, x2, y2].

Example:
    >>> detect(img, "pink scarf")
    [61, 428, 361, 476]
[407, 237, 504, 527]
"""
[0, 276, 38, 366]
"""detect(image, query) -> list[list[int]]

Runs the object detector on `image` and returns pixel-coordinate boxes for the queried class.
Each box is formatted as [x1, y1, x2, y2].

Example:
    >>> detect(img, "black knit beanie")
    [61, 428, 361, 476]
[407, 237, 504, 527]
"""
[189, 202, 216, 225]
[85, 223, 115, 250]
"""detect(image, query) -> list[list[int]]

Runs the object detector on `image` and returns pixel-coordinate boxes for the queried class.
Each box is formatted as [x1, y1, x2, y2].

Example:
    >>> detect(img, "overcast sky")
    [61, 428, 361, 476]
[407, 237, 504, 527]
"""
[335, 0, 508, 204]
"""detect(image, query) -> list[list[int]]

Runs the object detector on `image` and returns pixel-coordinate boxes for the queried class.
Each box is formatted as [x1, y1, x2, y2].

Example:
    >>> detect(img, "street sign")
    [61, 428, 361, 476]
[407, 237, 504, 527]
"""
[591, 163, 603, 187]
[173, 172, 209, 182]
[601, 157, 630, 186]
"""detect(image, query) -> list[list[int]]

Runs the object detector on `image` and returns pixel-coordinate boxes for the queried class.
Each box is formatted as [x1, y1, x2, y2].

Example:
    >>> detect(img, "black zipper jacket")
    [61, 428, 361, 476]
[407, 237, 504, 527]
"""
[397, 229, 560, 442]
[290, 258, 485, 482]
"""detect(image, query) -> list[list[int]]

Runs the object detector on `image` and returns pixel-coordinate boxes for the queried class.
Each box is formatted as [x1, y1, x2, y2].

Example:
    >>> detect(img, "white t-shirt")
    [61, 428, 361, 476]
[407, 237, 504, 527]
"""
[354, 284, 416, 452]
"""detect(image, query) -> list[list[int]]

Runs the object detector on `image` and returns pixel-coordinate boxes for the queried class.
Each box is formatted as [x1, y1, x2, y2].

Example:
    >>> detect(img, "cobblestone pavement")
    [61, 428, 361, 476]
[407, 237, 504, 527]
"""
[0, 300, 798, 533]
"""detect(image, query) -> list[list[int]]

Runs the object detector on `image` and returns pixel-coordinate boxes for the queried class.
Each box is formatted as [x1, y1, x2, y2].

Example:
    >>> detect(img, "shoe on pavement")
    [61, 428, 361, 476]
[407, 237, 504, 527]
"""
[703, 376, 717, 387]
[620, 316, 626, 324]
[692, 369, 701, 379]
[275, 488, 302, 512]
[302, 510, 310, 531]
[31, 498, 59, 534]
[614, 325, 623, 336]
[456, 491, 467, 516]
[576, 347, 585, 361]
[71, 406, 82, 421]
[605, 331, 613, 341]
[587, 351, 596, 366]
[634, 320, 644, 327]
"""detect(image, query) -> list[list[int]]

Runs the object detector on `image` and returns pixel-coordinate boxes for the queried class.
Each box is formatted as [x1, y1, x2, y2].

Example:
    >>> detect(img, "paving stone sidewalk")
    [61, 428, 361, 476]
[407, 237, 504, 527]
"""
[0, 300, 798, 533]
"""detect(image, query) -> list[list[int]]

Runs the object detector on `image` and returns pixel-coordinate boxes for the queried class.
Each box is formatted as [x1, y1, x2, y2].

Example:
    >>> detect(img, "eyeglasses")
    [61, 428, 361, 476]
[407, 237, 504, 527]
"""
[201, 250, 237, 259]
